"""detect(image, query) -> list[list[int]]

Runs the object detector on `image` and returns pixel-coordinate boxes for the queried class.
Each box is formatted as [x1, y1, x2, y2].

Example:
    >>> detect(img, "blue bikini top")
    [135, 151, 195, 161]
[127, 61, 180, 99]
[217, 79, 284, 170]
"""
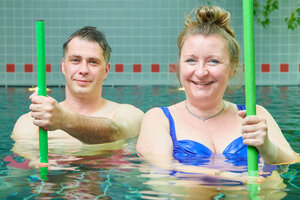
[160, 104, 249, 166]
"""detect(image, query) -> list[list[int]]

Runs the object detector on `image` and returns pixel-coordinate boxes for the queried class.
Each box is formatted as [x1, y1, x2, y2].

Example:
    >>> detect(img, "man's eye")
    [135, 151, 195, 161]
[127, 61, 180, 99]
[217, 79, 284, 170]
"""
[71, 59, 79, 63]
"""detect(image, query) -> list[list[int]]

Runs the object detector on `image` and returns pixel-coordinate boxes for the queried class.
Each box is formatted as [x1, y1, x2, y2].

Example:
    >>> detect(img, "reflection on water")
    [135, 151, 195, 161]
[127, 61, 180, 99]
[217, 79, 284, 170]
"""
[0, 86, 299, 199]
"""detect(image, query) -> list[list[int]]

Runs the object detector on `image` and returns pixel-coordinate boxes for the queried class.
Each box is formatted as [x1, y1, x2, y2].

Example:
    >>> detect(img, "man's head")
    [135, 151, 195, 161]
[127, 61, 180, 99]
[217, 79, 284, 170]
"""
[61, 26, 111, 99]
[63, 26, 111, 64]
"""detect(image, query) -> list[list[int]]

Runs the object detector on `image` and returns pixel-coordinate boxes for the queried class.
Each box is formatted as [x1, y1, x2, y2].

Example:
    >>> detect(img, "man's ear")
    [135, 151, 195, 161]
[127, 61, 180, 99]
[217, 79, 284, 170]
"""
[61, 58, 65, 74]
[105, 62, 111, 78]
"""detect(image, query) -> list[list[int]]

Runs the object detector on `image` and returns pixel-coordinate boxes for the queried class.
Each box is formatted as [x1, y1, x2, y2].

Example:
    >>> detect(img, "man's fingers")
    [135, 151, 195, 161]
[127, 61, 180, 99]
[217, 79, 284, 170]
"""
[32, 119, 48, 130]
[29, 104, 41, 112]
[29, 89, 39, 100]
[31, 95, 48, 104]
[31, 111, 43, 120]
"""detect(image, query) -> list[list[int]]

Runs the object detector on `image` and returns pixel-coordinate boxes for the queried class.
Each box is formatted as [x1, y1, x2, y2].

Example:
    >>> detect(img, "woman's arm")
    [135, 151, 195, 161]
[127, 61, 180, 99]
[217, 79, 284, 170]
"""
[239, 105, 298, 164]
[136, 107, 174, 164]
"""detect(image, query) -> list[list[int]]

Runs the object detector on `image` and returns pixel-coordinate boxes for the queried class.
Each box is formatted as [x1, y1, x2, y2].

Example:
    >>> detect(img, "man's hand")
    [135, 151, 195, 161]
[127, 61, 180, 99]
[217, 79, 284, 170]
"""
[29, 90, 65, 131]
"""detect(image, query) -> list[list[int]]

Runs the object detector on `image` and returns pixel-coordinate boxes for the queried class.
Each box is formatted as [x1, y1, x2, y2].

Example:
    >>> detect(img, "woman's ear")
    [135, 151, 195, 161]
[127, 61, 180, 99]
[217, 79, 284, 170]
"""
[230, 60, 237, 78]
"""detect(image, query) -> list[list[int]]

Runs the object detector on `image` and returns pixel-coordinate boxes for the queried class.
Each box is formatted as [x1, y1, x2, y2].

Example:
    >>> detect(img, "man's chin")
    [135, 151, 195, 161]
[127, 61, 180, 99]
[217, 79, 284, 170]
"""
[72, 87, 91, 95]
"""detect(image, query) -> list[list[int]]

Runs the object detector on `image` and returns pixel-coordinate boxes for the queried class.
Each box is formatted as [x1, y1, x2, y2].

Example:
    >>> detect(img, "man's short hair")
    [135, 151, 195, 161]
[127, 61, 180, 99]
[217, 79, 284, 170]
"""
[63, 26, 111, 63]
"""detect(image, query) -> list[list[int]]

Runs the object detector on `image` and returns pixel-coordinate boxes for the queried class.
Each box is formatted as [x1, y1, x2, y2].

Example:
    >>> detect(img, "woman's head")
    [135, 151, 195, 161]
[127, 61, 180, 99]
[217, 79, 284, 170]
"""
[177, 6, 240, 81]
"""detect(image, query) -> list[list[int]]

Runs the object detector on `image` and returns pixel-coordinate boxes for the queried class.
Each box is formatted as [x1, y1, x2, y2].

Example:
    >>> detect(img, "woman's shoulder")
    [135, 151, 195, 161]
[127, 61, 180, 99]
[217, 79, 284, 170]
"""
[144, 107, 166, 117]
[223, 101, 241, 111]
[225, 101, 269, 112]
[255, 104, 274, 119]
[145, 102, 183, 115]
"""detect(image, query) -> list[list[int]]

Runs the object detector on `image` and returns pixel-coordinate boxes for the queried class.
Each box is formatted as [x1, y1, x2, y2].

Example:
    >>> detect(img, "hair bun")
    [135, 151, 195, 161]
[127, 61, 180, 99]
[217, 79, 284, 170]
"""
[188, 6, 235, 38]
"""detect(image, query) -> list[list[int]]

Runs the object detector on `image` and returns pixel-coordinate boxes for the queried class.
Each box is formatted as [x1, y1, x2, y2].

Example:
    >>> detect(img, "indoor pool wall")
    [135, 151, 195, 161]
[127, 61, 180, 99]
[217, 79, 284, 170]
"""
[1, 0, 300, 199]
[0, 0, 299, 86]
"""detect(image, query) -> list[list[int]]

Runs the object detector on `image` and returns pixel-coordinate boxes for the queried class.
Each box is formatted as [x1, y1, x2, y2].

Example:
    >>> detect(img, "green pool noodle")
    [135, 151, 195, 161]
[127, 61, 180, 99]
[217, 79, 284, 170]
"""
[243, 0, 259, 174]
[36, 20, 48, 164]
[39, 166, 49, 181]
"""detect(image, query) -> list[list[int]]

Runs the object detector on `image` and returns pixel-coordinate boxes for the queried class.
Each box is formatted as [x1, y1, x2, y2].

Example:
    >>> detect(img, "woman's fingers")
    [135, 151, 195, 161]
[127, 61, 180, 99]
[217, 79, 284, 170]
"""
[242, 115, 266, 125]
[238, 110, 246, 118]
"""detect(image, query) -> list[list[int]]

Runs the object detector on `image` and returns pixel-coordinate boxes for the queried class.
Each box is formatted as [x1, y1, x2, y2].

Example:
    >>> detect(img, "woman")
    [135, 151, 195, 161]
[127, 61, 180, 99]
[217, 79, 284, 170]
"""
[136, 6, 297, 170]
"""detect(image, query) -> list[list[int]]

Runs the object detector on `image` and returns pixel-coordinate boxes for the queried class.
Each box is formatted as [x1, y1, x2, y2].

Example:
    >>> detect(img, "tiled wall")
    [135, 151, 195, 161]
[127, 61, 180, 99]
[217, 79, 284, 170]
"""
[1, 0, 299, 86]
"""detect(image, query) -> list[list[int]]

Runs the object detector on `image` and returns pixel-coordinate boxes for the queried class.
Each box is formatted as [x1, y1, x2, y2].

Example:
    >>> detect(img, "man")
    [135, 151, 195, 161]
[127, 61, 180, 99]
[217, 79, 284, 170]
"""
[12, 26, 144, 147]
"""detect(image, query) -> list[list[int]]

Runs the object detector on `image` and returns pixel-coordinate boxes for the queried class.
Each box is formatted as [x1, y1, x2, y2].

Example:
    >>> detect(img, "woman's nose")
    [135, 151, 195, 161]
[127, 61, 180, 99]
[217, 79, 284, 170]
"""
[195, 63, 208, 77]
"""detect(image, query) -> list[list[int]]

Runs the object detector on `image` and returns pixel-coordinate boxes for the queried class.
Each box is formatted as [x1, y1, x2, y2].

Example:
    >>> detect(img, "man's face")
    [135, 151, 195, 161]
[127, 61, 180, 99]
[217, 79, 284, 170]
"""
[62, 37, 110, 98]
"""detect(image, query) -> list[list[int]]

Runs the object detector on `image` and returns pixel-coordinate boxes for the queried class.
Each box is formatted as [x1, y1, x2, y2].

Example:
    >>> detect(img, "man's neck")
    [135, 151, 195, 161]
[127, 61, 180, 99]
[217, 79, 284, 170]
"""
[62, 93, 105, 116]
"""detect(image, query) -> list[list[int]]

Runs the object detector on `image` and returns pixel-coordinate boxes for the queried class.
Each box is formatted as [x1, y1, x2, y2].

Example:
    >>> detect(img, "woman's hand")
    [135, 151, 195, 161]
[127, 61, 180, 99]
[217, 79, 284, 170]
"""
[238, 110, 278, 164]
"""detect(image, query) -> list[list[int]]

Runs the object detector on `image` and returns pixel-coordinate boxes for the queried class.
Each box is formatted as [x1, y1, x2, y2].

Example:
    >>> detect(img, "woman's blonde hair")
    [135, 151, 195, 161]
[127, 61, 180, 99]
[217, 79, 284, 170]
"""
[177, 6, 240, 84]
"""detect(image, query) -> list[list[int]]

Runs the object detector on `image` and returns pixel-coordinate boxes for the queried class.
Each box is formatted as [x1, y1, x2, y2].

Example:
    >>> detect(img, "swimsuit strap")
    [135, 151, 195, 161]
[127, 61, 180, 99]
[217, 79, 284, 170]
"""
[160, 107, 177, 144]
[160, 104, 245, 145]
[237, 104, 246, 111]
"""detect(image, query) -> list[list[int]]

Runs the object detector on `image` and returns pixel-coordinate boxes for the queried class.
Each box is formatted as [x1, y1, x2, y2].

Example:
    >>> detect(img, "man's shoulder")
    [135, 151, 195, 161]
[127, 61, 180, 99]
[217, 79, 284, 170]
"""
[14, 112, 33, 126]
[116, 103, 144, 115]
[104, 99, 142, 113]
[12, 112, 38, 140]
[117, 102, 139, 109]
[105, 101, 144, 121]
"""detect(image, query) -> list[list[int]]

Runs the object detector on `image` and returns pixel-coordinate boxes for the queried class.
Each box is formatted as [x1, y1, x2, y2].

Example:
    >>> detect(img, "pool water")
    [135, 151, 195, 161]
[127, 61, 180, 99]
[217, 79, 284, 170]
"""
[0, 86, 299, 199]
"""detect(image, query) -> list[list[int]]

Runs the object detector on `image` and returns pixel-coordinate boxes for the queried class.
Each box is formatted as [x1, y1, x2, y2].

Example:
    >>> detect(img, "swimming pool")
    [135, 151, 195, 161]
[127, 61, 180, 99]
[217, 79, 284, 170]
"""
[1, 86, 299, 199]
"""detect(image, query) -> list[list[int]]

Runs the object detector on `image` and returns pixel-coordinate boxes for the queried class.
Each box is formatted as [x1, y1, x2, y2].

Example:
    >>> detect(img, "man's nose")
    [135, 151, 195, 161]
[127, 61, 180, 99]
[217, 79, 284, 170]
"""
[79, 61, 89, 74]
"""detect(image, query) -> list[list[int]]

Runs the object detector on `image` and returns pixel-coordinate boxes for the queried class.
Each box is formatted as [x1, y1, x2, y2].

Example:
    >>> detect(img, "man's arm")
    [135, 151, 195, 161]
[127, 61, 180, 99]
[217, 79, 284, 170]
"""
[11, 113, 40, 166]
[29, 94, 144, 144]
[58, 104, 144, 144]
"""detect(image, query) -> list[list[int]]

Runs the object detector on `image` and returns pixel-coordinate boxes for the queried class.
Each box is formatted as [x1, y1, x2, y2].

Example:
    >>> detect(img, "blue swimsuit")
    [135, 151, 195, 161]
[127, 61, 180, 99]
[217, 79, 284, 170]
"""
[160, 105, 249, 166]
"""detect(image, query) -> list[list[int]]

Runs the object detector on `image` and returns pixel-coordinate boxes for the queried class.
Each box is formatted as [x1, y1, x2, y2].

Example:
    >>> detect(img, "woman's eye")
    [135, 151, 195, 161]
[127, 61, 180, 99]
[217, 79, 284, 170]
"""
[208, 59, 219, 64]
[186, 59, 196, 63]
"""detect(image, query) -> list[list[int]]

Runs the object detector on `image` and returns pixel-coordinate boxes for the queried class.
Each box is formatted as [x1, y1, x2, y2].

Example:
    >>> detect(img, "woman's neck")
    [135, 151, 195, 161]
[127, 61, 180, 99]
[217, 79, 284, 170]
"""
[185, 98, 225, 120]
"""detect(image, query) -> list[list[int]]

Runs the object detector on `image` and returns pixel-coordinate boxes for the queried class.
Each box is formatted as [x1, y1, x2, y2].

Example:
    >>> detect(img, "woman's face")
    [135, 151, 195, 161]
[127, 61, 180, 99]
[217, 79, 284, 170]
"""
[179, 34, 234, 102]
